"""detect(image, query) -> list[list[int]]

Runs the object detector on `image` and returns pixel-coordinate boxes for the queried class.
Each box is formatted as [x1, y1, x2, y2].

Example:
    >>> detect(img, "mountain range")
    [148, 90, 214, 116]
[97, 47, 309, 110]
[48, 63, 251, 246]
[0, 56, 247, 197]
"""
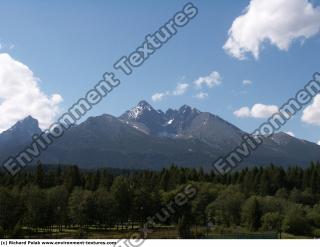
[0, 100, 319, 171]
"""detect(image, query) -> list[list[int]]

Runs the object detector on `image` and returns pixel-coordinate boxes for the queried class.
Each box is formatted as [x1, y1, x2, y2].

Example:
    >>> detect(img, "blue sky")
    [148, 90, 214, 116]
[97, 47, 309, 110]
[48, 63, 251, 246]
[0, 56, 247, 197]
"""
[0, 0, 320, 143]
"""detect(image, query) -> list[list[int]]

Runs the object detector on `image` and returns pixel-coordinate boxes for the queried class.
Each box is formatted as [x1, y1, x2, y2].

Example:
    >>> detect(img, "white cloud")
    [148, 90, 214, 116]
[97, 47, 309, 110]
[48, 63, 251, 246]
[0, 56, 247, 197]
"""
[233, 107, 251, 118]
[194, 92, 208, 100]
[151, 82, 189, 102]
[151, 91, 169, 102]
[301, 94, 320, 125]
[172, 83, 189, 96]
[152, 71, 221, 102]
[251, 104, 278, 118]
[152, 71, 222, 102]
[194, 71, 222, 89]
[318, 141, 320, 145]
[285, 131, 295, 137]
[243, 80, 252, 85]
[234, 103, 278, 118]
[0, 42, 15, 51]
[0, 53, 63, 132]
[223, 0, 320, 60]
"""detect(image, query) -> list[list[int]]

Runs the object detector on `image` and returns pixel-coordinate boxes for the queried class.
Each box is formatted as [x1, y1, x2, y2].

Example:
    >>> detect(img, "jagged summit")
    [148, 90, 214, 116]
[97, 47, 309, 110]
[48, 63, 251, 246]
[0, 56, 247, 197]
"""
[0, 115, 41, 146]
[7, 115, 39, 134]
[121, 100, 157, 121]
[179, 104, 191, 113]
[178, 104, 201, 116]
[137, 100, 153, 109]
[0, 102, 319, 170]
[18, 115, 38, 124]
[22, 115, 37, 121]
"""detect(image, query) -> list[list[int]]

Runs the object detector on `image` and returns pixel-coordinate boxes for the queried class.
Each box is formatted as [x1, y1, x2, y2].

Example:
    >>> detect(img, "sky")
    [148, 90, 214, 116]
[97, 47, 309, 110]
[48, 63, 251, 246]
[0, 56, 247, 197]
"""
[0, 0, 320, 144]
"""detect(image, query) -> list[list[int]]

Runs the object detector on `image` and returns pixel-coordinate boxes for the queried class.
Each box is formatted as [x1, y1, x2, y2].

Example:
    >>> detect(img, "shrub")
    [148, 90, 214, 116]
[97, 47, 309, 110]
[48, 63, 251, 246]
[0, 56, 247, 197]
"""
[283, 205, 310, 236]
[261, 212, 282, 232]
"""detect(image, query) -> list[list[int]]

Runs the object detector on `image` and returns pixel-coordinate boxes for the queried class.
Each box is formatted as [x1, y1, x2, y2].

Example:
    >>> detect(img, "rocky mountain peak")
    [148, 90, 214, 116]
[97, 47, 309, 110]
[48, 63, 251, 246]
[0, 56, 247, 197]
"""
[7, 115, 40, 134]
[123, 100, 157, 120]
[137, 100, 153, 109]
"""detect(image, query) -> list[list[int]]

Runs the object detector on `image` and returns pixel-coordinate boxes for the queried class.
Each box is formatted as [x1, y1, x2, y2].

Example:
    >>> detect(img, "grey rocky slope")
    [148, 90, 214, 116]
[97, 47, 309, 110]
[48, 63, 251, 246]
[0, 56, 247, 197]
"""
[0, 101, 319, 170]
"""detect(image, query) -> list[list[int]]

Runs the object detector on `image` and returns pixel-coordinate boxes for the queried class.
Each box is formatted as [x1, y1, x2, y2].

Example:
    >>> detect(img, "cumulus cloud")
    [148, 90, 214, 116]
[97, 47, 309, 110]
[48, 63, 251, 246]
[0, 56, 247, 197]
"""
[251, 104, 279, 118]
[318, 141, 320, 145]
[301, 94, 320, 125]
[194, 92, 208, 100]
[285, 131, 295, 137]
[243, 80, 252, 85]
[151, 83, 189, 102]
[0, 53, 63, 132]
[233, 107, 251, 118]
[172, 83, 189, 96]
[234, 103, 278, 118]
[194, 71, 222, 89]
[223, 0, 320, 60]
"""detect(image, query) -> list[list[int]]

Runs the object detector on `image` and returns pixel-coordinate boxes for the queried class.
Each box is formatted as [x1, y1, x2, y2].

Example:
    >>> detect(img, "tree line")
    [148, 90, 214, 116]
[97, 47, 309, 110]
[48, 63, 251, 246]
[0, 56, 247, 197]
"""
[1, 161, 320, 238]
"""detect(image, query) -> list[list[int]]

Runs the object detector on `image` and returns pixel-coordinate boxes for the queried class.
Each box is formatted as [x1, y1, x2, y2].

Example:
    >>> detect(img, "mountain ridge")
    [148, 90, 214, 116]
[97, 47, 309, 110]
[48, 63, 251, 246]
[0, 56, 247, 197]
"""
[0, 101, 319, 170]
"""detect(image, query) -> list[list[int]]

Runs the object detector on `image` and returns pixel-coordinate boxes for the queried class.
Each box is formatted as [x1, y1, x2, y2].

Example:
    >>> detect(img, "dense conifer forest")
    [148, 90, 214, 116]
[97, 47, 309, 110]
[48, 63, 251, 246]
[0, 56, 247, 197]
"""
[1, 162, 320, 238]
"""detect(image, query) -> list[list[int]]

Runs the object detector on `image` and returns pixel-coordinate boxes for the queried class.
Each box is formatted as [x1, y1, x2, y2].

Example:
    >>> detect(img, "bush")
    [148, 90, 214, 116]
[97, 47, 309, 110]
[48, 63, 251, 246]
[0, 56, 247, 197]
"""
[261, 212, 282, 232]
[75, 228, 88, 239]
[283, 205, 310, 236]
[307, 204, 320, 228]
[312, 229, 320, 238]
[193, 230, 206, 238]
[275, 188, 288, 199]
[10, 223, 23, 238]
[178, 216, 192, 239]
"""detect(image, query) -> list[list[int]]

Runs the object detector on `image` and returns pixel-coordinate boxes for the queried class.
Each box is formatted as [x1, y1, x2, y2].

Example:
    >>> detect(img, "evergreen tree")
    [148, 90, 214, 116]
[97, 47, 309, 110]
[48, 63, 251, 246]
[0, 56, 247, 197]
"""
[64, 166, 82, 192]
[35, 161, 45, 188]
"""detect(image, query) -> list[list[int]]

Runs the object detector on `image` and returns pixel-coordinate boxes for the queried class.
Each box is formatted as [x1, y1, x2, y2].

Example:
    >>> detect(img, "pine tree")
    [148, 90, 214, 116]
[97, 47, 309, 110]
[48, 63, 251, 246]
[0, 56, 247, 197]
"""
[64, 165, 82, 192]
[35, 161, 45, 188]
[259, 170, 271, 195]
